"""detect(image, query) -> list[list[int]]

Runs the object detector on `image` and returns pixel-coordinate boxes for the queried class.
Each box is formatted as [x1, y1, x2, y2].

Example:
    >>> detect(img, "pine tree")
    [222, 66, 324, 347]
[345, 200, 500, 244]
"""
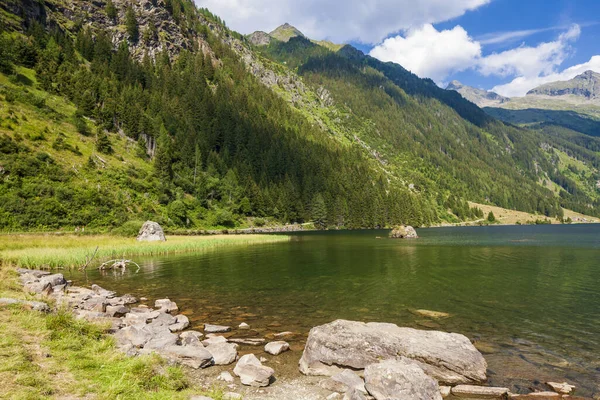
[311, 193, 327, 230]
[105, 0, 117, 21]
[125, 6, 139, 43]
[487, 211, 496, 223]
[154, 124, 173, 182]
[95, 128, 113, 154]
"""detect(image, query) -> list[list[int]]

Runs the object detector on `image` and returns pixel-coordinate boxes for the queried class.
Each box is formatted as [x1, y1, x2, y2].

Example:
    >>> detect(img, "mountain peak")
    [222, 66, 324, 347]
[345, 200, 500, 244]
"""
[269, 23, 305, 42]
[527, 70, 600, 99]
[446, 81, 509, 107]
[446, 80, 464, 90]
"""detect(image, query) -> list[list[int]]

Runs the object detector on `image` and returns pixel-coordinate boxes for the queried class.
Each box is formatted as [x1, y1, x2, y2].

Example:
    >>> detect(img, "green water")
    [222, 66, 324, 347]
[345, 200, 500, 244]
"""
[70, 225, 600, 396]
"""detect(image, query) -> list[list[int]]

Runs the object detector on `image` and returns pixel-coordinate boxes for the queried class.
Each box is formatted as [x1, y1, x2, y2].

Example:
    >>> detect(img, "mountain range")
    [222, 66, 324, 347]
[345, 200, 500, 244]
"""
[0, 0, 599, 232]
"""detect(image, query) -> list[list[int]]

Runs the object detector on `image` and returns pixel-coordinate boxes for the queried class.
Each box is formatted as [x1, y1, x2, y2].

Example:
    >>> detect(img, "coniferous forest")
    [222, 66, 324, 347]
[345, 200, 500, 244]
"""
[0, 0, 598, 232]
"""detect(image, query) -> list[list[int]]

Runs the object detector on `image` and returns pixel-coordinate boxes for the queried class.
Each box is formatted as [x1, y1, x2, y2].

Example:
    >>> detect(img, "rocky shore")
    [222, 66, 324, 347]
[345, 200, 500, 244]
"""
[10, 268, 590, 400]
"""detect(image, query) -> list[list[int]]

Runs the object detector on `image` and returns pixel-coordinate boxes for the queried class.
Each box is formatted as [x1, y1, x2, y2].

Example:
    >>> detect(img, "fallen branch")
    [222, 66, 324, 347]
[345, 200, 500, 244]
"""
[79, 246, 99, 271]
[98, 259, 141, 272]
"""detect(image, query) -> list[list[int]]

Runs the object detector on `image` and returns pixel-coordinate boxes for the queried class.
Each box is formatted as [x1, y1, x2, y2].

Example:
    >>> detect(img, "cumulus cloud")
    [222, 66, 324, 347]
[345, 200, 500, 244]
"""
[369, 23, 589, 96]
[492, 55, 600, 97]
[195, 0, 490, 44]
[369, 24, 481, 82]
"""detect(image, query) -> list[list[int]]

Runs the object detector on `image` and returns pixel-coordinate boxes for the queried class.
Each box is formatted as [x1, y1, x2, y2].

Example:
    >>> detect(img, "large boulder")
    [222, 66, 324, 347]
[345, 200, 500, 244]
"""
[206, 342, 238, 365]
[389, 226, 418, 239]
[364, 358, 442, 400]
[299, 320, 487, 385]
[137, 221, 166, 242]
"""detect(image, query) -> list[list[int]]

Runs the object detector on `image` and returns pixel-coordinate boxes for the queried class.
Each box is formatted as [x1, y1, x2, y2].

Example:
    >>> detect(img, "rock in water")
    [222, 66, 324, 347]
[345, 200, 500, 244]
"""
[264, 341, 290, 355]
[364, 358, 442, 400]
[137, 221, 166, 242]
[233, 354, 275, 387]
[299, 319, 487, 384]
[389, 225, 418, 239]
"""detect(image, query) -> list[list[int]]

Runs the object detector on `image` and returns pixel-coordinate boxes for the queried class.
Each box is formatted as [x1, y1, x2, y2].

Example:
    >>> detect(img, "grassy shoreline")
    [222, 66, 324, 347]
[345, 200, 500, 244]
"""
[1, 234, 289, 270]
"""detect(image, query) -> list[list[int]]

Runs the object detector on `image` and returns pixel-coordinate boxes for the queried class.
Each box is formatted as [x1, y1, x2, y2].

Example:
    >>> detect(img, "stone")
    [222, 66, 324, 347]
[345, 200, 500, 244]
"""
[440, 386, 452, 398]
[451, 385, 509, 398]
[413, 309, 451, 319]
[260, 357, 268, 363]
[343, 389, 367, 400]
[223, 393, 242, 400]
[169, 314, 190, 332]
[121, 294, 138, 304]
[329, 369, 367, 394]
[106, 305, 129, 317]
[161, 345, 214, 369]
[206, 342, 238, 365]
[274, 331, 294, 338]
[546, 382, 575, 394]
[204, 324, 231, 333]
[137, 221, 166, 242]
[389, 225, 418, 239]
[217, 371, 235, 383]
[17, 268, 51, 278]
[239, 322, 250, 329]
[299, 320, 487, 384]
[202, 336, 228, 346]
[144, 324, 179, 350]
[327, 394, 342, 400]
[81, 297, 107, 313]
[364, 358, 442, 400]
[155, 298, 178, 313]
[264, 341, 290, 355]
[91, 284, 116, 298]
[0, 298, 50, 312]
[115, 324, 154, 348]
[229, 338, 265, 346]
[180, 331, 204, 346]
[233, 354, 275, 387]
[520, 392, 560, 398]
[152, 312, 177, 327]
[40, 273, 67, 287]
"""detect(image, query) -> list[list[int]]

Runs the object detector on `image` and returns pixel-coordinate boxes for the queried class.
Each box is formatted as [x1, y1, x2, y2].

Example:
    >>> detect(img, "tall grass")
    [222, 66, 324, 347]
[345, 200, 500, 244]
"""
[0, 234, 289, 269]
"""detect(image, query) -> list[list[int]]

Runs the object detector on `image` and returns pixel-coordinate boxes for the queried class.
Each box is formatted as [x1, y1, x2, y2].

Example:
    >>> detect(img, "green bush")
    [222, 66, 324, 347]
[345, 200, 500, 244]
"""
[111, 220, 145, 237]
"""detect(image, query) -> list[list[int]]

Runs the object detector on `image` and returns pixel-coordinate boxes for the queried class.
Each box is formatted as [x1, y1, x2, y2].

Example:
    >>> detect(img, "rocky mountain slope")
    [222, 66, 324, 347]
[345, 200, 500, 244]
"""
[0, 0, 599, 232]
[446, 80, 509, 107]
[528, 70, 600, 101]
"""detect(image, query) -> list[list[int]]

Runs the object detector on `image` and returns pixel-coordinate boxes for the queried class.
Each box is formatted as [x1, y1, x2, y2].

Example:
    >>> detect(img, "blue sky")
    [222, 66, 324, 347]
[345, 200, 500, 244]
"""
[197, 0, 600, 97]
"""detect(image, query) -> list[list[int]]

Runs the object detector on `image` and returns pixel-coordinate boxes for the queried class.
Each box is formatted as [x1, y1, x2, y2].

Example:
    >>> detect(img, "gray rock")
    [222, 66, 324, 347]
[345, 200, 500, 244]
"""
[144, 325, 179, 350]
[440, 386, 452, 398]
[264, 340, 289, 355]
[364, 358, 442, 400]
[204, 324, 231, 333]
[155, 298, 178, 313]
[546, 382, 575, 395]
[206, 342, 238, 365]
[299, 320, 487, 384]
[106, 305, 129, 317]
[91, 284, 116, 298]
[217, 371, 235, 383]
[161, 345, 214, 369]
[229, 338, 265, 346]
[233, 354, 275, 387]
[123, 311, 160, 326]
[40, 273, 67, 287]
[180, 331, 204, 346]
[223, 393, 242, 400]
[152, 312, 177, 327]
[343, 388, 367, 400]
[239, 322, 250, 329]
[17, 268, 51, 278]
[137, 221, 166, 242]
[451, 385, 509, 398]
[0, 298, 50, 312]
[169, 314, 190, 332]
[321, 369, 367, 394]
[247, 30, 271, 46]
[115, 324, 154, 348]
[202, 336, 228, 346]
[389, 226, 418, 239]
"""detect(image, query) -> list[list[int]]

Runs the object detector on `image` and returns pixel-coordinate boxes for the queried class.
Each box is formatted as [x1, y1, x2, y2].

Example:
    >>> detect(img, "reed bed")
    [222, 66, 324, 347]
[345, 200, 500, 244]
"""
[0, 234, 289, 269]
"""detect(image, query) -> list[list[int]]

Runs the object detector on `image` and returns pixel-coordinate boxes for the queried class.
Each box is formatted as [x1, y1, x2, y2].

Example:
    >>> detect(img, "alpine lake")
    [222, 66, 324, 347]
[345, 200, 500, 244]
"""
[68, 224, 600, 396]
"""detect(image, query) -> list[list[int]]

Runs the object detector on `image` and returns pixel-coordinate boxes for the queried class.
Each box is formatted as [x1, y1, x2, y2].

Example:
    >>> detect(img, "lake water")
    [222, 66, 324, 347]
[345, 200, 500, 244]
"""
[68, 225, 600, 396]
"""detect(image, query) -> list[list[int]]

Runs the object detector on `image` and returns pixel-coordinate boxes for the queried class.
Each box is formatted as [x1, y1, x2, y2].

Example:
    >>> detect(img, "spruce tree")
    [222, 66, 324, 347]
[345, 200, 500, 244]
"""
[125, 6, 139, 43]
[487, 211, 496, 223]
[154, 124, 173, 182]
[95, 128, 113, 154]
[105, 0, 117, 21]
[311, 193, 327, 230]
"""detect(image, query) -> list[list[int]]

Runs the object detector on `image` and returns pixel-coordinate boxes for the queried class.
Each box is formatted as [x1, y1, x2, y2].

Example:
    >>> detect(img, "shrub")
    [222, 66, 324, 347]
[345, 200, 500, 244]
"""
[111, 220, 145, 237]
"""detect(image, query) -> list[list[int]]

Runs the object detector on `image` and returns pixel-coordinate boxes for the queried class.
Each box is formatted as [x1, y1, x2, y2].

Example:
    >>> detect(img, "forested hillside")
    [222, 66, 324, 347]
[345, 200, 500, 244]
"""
[0, 0, 597, 232]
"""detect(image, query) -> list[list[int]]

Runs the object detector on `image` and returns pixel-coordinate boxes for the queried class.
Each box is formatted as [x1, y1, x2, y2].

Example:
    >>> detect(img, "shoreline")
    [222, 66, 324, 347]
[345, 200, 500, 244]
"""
[2, 266, 592, 400]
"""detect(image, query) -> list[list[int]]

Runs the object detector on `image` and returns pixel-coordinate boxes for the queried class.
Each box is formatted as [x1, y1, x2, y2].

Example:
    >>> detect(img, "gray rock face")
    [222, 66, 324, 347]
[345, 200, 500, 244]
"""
[343, 389, 367, 400]
[264, 341, 290, 355]
[389, 226, 418, 239]
[299, 320, 487, 384]
[247, 31, 272, 46]
[321, 369, 367, 394]
[137, 221, 166, 242]
[364, 359, 442, 400]
[155, 298, 178, 313]
[446, 80, 509, 108]
[160, 345, 214, 369]
[233, 354, 275, 387]
[180, 330, 203, 346]
[527, 70, 600, 100]
[168, 314, 190, 332]
[206, 342, 238, 365]
[202, 335, 228, 346]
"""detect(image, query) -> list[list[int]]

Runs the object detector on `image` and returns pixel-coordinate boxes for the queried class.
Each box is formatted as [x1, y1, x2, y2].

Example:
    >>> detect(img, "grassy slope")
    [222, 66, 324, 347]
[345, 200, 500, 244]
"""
[467, 202, 599, 225]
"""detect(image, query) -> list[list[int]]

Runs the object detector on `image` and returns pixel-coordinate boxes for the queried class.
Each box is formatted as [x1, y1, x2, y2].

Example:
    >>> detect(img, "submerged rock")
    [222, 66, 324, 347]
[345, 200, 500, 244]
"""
[299, 319, 487, 384]
[233, 354, 275, 387]
[204, 324, 231, 333]
[264, 341, 290, 355]
[137, 221, 166, 242]
[364, 358, 442, 400]
[546, 382, 576, 394]
[389, 225, 418, 239]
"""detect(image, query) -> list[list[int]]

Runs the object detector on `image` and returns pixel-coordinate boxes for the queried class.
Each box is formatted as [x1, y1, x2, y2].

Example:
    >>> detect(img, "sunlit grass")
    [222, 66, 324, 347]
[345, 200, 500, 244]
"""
[0, 234, 289, 269]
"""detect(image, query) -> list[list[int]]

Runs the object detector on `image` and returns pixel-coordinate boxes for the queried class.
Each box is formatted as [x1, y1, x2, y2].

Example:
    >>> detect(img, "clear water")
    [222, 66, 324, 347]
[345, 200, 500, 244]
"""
[68, 225, 600, 396]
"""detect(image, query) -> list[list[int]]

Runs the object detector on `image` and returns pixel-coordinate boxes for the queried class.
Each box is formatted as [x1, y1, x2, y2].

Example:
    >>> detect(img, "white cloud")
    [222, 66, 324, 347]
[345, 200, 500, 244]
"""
[492, 55, 600, 97]
[195, 0, 490, 44]
[369, 24, 481, 82]
[478, 25, 580, 78]
[477, 27, 560, 45]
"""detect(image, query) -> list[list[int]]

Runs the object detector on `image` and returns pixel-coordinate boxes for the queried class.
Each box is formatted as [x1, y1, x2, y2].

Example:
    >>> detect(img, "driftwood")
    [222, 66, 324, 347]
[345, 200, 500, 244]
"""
[98, 259, 141, 272]
[79, 246, 99, 271]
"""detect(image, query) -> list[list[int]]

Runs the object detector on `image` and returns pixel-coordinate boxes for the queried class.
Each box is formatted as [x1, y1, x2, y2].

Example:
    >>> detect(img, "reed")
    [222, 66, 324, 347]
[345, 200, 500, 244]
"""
[0, 234, 289, 269]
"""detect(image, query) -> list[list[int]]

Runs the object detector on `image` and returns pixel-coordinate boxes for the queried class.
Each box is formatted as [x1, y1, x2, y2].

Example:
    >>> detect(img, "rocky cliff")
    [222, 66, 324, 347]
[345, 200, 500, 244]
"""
[527, 70, 600, 101]
[446, 80, 509, 107]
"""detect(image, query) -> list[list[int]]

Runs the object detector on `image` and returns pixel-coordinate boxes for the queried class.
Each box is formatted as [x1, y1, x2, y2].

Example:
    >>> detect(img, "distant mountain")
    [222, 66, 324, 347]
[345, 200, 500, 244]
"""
[527, 71, 600, 101]
[269, 23, 305, 42]
[446, 80, 509, 107]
